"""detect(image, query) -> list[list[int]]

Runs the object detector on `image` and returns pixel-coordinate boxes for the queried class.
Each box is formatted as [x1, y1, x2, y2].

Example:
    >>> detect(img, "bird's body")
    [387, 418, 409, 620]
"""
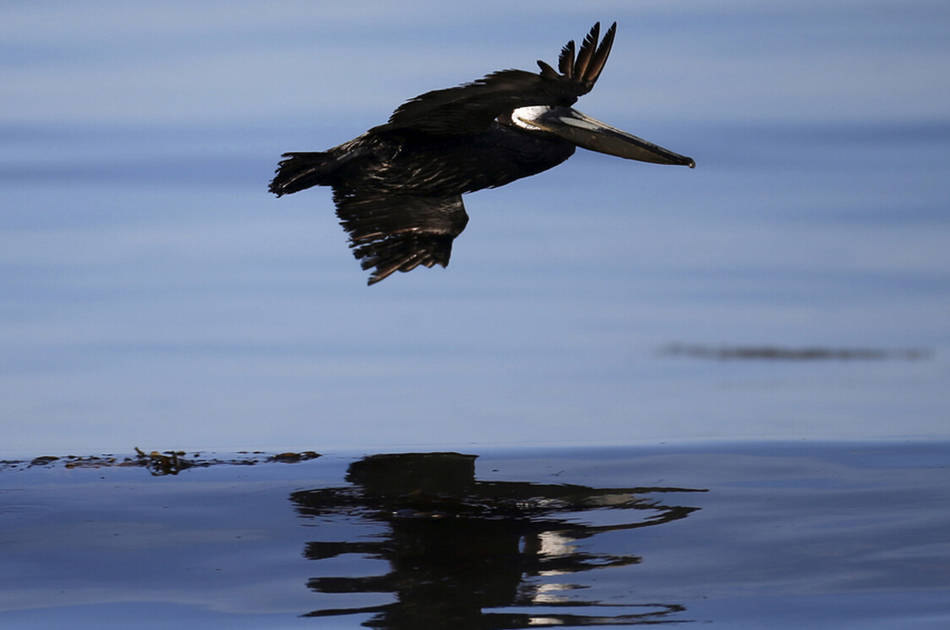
[270, 22, 693, 284]
[288, 123, 575, 197]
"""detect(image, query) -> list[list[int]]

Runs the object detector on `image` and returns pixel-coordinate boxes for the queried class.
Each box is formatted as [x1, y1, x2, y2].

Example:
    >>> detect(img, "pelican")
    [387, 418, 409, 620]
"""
[269, 22, 694, 285]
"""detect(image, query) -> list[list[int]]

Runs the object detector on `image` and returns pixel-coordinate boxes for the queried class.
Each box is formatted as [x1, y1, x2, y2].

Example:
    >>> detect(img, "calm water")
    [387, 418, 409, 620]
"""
[2, 1, 949, 453]
[2, 442, 950, 628]
[2, 5, 950, 625]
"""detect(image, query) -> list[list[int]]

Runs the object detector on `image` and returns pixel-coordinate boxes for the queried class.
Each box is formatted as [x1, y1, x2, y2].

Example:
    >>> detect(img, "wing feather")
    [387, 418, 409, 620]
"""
[558, 40, 575, 77]
[573, 22, 600, 80]
[584, 22, 616, 85]
[380, 22, 618, 136]
[333, 191, 470, 285]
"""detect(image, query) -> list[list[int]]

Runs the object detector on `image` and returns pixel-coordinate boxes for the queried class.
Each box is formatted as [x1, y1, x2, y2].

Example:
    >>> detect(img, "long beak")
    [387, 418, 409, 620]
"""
[532, 106, 695, 168]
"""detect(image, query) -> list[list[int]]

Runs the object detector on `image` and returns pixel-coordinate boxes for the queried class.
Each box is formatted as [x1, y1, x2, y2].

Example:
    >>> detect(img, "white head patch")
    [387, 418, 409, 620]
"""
[509, 106, 553, 131]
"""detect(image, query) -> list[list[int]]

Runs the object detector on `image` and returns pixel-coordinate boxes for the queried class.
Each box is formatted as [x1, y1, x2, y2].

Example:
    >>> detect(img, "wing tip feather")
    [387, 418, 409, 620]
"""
[542, 20, 618, 94]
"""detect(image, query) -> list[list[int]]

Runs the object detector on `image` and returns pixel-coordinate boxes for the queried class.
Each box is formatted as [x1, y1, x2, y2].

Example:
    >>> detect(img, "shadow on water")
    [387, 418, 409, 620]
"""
[291, 452, 708, 628]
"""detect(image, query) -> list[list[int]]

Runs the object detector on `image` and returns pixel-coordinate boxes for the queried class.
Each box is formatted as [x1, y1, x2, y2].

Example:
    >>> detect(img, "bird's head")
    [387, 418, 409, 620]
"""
[501, 22, 694, 168]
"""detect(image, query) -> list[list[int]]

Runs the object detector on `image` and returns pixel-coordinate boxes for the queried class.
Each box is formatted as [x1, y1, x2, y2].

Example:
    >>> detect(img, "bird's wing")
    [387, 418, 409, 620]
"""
[333, 190, 470, 285]
[380, 22, 616, 135]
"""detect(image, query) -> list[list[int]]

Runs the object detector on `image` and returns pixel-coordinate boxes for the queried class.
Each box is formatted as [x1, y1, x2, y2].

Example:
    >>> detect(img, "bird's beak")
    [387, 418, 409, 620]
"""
[534, 106, 695, 168]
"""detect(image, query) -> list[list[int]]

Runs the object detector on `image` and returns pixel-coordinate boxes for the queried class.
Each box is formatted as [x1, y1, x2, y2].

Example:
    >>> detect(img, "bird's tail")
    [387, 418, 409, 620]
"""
[268, 151, 337, 196]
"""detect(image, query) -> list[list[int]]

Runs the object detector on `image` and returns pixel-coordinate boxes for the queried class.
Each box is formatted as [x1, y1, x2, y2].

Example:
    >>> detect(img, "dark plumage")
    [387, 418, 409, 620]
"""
[270, 22, 693, 285]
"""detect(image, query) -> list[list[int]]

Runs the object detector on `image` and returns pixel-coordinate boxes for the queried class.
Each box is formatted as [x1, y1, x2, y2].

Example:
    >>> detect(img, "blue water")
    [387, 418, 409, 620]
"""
[2, 443, 949, 628]
[2, 1, 948, 454]
[3, 5, 950, 626]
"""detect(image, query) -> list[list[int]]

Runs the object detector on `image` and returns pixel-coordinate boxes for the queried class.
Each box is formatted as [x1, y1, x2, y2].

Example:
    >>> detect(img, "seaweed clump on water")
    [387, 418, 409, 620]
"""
[1, 448, 320, 475]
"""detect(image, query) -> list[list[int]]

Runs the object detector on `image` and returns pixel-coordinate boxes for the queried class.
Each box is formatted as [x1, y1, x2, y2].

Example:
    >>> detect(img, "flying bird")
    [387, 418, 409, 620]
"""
[269, 22, 694, 285]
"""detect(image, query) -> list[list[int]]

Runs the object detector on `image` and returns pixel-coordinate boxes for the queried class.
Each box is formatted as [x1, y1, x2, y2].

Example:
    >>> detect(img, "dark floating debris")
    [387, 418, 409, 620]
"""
[662, 343, 931, 361]
[268, 451, 321, 463]
[29, 455, 60, 467]
[1, 448, 320, 475]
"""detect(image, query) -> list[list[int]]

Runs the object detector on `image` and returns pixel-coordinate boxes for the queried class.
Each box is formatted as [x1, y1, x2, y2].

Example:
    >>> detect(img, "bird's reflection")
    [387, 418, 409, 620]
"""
[291, 452, 706, 627]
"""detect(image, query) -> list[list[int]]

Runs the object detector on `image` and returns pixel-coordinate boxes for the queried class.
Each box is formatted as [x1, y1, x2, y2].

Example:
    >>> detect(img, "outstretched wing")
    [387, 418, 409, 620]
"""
[333, 190, 470, 285]
[379, 22, 617, 135]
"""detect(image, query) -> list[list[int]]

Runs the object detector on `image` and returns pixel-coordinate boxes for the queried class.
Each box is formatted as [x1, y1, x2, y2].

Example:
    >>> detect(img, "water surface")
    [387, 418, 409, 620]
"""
[3, 3, 949, 453]
[2, 442, 949, 628]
